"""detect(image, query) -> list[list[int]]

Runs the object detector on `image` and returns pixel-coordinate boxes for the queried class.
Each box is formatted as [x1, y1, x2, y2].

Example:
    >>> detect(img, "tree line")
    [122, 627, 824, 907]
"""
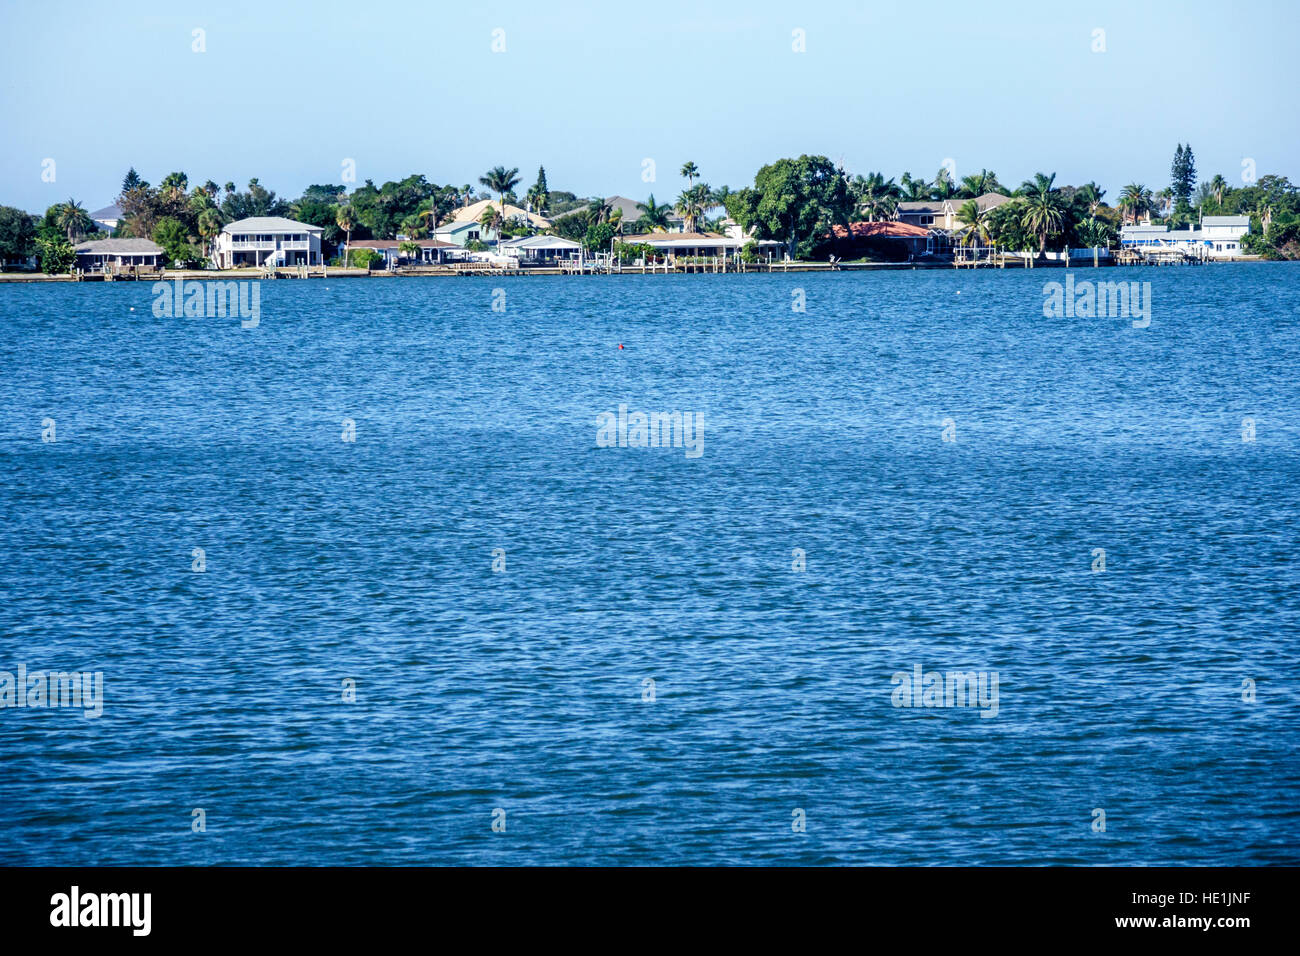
[1, 145, 1296, 272]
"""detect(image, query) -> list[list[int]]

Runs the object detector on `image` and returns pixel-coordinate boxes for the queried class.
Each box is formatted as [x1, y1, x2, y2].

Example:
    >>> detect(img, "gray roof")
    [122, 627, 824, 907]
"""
[222, 216, 321, 234]
[499, 235, 582, 249]
[898, 193, 1011, 214]
[74, 238, 163, 254]
[972, 192, 1012, 210]
[91, 204, 122, 220]
[1201, 215, 1250, 226]
[897, 200, 947, 213]
[555, 196, 691, 222]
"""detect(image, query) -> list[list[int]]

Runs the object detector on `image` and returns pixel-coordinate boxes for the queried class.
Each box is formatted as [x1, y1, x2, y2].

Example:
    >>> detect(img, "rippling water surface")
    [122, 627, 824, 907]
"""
[1, 265, 1297, 865]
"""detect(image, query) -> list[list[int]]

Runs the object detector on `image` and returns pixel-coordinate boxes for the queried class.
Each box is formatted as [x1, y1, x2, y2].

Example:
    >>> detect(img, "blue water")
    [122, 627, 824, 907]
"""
[1, 265, 1297, 865]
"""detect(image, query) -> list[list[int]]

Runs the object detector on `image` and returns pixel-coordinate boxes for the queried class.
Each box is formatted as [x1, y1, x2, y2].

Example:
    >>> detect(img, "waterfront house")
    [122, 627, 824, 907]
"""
[213, 216, 323, 269]
[829, 220, 934, 259]
[498, 234, 582, 262]
[449, 199, 551, 232]
[345, 238, 457, 267]
[90, 204, 122, 232]
[431, 219, 488, 247]
[2, 252, 38, 271]
[1200, 216, 1251, 257]
[895, 193, 1011, 231]
[553, 196, 689, 234]
[1119, 215, 1250, 259]
[73, 237, 164, 271]
[621, 231, 782, 259]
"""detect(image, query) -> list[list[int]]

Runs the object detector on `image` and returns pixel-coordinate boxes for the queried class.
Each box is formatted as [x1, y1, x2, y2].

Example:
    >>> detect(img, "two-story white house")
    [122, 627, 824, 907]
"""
[1200, 216, 1251, 257]
[1120, 215, 1251, 259]
[213, 216, 323, 269]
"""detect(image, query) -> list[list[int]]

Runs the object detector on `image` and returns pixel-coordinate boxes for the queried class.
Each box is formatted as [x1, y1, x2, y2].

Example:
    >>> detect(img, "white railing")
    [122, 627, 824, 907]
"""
[227, 239, 310, 250]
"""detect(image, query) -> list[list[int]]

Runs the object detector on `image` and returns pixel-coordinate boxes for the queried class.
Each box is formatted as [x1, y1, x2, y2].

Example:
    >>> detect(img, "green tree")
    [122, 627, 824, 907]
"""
[56, 199, 95, 241]
[526, 166, 550, 215]
[851, 172, 901, 221]
[955, 199, 991, 247]
[37, 235, 76, 274]
[479, 166, 521, 218]
[674, 184, 713, 233]
[680, 161, 699, 185]
[635, 194, 672, 231]
[1171, 143, 1196, 207]
[726, 155, 850, 259]
[1208, 174, 1228, 208]
[0, 206, 37, 264]
[335, 203, 356, 254]
[122, 167, 146, 193]
[1075, 182, 1105, 217]
[900, 172, 930, 201]
[583, 220, 616, 252]
[479, 205, 505, 242]
[152, 216, 193, 265]
[932, 167, 956, 199]
[160, 171, 189, 196]
[1018, 172, 1067, 257]
[958, 169, 1004, 198]
[986, 200, 1034, 251]
[197, 207, 225, 261]
[1118, 183, 1154, 224]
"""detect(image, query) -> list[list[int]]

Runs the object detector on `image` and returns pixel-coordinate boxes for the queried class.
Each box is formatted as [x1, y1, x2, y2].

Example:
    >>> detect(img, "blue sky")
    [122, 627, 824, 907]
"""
[1, 0, 1296, 213]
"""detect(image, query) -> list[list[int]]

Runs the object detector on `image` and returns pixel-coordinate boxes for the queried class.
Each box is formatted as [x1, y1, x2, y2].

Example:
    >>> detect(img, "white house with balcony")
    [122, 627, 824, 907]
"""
[213, 216, 323, 269]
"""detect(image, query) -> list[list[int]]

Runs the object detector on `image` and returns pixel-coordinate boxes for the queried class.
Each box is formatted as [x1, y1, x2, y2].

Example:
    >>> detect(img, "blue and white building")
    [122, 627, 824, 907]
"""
[1120, 215, 1251, 259]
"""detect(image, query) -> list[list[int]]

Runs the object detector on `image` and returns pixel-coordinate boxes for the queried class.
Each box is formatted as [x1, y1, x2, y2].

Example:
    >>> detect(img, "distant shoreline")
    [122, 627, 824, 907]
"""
[0, 257, 1276, 284]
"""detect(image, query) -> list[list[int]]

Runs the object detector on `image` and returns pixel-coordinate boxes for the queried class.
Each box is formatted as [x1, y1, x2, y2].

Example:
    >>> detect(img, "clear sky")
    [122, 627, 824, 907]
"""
[2, 0, 1296, 213]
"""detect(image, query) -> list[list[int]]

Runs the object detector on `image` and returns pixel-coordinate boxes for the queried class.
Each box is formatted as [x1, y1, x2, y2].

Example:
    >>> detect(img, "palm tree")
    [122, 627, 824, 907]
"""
[680, 161, 699, 186]
[901, 173, 930, 202]
[1018, 172, 1067, 258]
[674, 183, 711, 233]
[1118, 183, 1153, 224]
[1075, 182, 1105, 217]
[959, 169, 1003, 198]
[855, 172, 901, 221]
[336, 203, 356, 260]
[479, 166, 521, 221]
[416, 207, 440, 234]
[1209, 174, 1228, 208]
[479, 206, 505, 244]
[197, 207, 225, 262]
[1155, 187, 1173, 219]
[587, 197, 614, 225]
[1253, 199, 1274, 233]
[636, 195, 672, 232]
[160, 171, 189, 197]
[57, 199, 94, 241]
[955, 199, 991, 247]
[932, 168, 956, 200]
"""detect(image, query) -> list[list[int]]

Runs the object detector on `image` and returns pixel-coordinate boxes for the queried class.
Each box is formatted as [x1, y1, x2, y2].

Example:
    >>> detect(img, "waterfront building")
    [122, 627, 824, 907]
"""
[213, 217, 323, 268]
[74, 237, 165, 271]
